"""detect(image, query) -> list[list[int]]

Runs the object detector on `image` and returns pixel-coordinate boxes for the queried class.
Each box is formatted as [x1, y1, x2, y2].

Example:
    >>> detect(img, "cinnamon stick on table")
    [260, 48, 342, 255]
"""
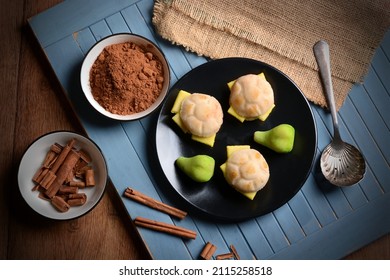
[216, 252, 235, 260]
[230, 244, 241, 260]
[124, 188, 187, 219]
[200, 242, 217, 260]
[134, 216, 196, 239]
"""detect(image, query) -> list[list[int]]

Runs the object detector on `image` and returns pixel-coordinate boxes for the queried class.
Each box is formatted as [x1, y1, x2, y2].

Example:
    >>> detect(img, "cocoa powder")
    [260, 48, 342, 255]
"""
[89, 42, 164, 115]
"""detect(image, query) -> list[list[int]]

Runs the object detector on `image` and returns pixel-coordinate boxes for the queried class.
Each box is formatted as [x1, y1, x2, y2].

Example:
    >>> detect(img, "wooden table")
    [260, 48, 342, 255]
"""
[1, 0, 388, 260]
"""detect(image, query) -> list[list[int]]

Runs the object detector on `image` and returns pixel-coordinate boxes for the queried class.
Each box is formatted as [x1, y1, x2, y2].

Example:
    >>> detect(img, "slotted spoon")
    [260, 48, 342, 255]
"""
[313, 40, 366, 187]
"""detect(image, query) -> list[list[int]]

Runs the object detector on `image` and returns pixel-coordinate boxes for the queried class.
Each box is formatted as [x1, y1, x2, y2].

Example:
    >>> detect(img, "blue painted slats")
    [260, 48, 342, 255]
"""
[216, 223, 256, 259]
[256, 213, 290, 252]
[105, 12, 131, 34]
[349, 80, 390, 163]
[381, 29, 390, 53]
[339, 97, 390, 193]
[287, 191, 321, 236]
[73, 28, 96, 55]
[372, 45, 390, 94]
[28, 0, 390, 259]
[28, 0, 137, 47]
[238, 219, 274, 259]
[300, 174, 337, 227]
[89, 19, 112, 41]
[273, 204, 306, 244]
[362, 65, 390, 129]
[270, 192, 390, 260]
[44, 35, 84, 88]
[191, 220, 231, 258]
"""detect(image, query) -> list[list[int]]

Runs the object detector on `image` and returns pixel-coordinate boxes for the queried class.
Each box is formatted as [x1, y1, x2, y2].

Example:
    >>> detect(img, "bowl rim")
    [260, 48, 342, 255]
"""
[80, 32, 171, 121]
[17, 130, 108, 220]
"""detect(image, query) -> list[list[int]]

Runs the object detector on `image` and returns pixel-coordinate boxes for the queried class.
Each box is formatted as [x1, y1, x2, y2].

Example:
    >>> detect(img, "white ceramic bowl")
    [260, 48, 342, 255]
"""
[18, 131, 108, 220]
[80, 33, 170, 121]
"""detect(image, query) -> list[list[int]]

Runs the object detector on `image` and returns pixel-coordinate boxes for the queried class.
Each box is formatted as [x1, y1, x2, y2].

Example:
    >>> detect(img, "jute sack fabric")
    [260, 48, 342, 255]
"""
[153, 0, 390, 110]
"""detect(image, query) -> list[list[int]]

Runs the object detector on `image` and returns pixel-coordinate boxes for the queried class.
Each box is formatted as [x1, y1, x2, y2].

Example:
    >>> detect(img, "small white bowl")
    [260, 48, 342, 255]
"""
[80, 33, 170, 121]
[18, 131, 108, 220]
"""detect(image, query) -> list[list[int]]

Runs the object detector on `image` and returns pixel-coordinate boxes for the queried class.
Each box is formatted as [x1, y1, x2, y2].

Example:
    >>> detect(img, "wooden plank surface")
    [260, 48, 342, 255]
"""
[1, 0, 389, 260]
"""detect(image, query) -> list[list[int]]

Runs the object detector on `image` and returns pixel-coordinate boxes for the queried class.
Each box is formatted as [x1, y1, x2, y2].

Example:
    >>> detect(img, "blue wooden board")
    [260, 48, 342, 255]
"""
[28, 0, 390, 259]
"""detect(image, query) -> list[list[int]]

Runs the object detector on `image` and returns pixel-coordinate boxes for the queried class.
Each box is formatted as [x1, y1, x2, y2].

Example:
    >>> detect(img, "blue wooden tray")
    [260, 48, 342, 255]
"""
[28, 0, 390, 259]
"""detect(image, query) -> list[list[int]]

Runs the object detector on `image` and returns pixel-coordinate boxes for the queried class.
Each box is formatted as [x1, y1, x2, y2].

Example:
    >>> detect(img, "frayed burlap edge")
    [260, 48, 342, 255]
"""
[152, 0, 387, 110]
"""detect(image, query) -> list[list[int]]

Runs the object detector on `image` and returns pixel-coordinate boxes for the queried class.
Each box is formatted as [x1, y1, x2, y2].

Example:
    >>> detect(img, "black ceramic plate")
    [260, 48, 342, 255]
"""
[155, 58, 317, 221]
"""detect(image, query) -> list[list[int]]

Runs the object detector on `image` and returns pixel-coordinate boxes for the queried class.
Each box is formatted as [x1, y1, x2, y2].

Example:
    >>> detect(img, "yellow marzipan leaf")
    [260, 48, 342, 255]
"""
[171, 90, 191, 113]
[172, 113, 188, 133]
[191, 134, 216, 147]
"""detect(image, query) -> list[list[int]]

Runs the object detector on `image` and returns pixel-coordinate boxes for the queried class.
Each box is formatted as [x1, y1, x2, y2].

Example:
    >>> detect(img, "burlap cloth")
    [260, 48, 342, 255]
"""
[152, 0, 390, 110]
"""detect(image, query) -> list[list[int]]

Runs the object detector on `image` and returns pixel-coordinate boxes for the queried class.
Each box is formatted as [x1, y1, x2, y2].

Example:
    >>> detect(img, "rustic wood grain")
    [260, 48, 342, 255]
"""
[0, 0, 24, 260]
[0, 0, 388, 260]
[1, 0, 149, 260]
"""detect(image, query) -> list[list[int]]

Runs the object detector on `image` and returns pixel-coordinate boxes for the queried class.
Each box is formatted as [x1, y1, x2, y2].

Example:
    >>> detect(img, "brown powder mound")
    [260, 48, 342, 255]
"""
[89, 42, 164, 115]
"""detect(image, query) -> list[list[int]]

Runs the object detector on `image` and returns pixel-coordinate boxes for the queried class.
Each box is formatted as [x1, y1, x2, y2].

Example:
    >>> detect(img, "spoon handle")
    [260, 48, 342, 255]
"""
[313, 40, 341, 139]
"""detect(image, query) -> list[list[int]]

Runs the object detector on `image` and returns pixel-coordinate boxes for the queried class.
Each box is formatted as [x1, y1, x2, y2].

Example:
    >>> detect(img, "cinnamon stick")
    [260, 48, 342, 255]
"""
[68, 193, 87, 201]
[134, 217, 196, 239]
[78, 149, 92, 163]
[53, 149, 80, 184]
[50, 143, 63, 154]
[124, 188, 187, 219]
[39, 170, 57, 189]
[200, 242, 217, 260]
[85, 169, 95, 187]
[50, 138, 76, 173]
[68, 198, 86, 206]
[42, 149, 58, 169]
[69, 181, 86, 188]
[38, 191, 51, 201]
[31, 138, 96, 213]
[32, 145, 60, 182]
[74, 165, 91, 179]
[58, 185, 78, 194]
[33, 167, 48, 184]
[230, 244, 240, 260]
[51, 196, 70, 212]
[216, 252, 235, 260]
[45, 149, 80, 198]
[45, 180, 61, 199]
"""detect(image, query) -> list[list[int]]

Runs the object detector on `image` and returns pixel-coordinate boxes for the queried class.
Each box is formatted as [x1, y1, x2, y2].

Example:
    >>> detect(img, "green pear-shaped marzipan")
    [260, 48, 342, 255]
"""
[175, 155, 215, 183]
[254, 124, 295, 153]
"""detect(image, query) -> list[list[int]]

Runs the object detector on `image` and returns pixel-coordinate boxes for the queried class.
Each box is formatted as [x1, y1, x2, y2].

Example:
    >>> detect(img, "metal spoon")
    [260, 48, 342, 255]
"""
[313, 40, 366, 187]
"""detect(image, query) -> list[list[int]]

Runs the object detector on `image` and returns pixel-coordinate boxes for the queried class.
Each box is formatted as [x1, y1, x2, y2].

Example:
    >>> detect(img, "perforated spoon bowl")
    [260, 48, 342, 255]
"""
[313, 40, 366, 187]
